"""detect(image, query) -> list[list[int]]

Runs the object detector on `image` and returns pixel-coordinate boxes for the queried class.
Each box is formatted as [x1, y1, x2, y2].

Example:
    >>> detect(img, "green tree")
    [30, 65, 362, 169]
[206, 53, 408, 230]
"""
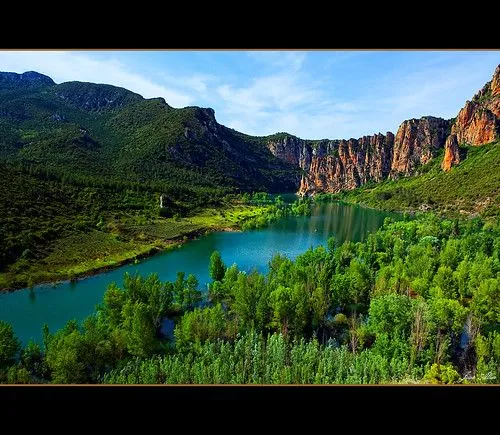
[174, 304, 228, 349]
[45, 320, 87, 383]
[0, 320, 20, 371]
[209, 250, 226, 282]
[182, 274, 201, 311]
[423, 363, 460, 384]
[20, 340, 47, 381]
[122, 301, 157, 358]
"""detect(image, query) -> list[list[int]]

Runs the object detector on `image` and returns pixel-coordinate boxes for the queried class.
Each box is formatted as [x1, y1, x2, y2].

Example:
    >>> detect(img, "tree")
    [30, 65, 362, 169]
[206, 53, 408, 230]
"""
[423, 363, 460, 384]
[174, 304, 227, 349]
[471, 278, 500, 324]
[209, 250, 226, 282]
[45, 323, 87, 384]
[0, 320, 20, 370]
[122, 301, 157, 358]
[269, 285, 294, 336]
[368, 294, 414, 337]
[182, 274, 202, 311]
[173, 271, 186, 307]
[311, 286, 330, 331]
[20, 340, 47, 381]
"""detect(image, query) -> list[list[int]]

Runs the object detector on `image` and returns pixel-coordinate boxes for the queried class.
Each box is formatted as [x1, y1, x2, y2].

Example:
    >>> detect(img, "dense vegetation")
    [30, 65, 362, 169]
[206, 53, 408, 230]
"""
[0, 172, 306, 291]
[1, 214, 498, 384]
[0, 72, 303, 290]
[0, 73, 299, 192]
[326, 142, 500, 219]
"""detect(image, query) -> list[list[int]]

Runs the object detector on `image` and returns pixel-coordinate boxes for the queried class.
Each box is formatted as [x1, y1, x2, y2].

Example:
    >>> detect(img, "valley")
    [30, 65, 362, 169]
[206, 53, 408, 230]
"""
[0, 57, 498, 386]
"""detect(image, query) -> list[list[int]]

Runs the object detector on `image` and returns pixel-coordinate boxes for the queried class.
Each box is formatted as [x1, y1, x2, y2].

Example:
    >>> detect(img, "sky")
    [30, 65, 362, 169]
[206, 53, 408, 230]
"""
[0, 50, 498, 139]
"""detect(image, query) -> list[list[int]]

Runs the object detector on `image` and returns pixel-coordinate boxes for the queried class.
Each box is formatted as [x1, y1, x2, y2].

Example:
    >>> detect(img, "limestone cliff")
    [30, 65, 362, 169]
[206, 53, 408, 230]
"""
[267, 65, 500, 195]
[441, 134, 460, 172]
[390, 117, 450, 177]
[267, 118, 449, 195]
[451, 65, 500, 146]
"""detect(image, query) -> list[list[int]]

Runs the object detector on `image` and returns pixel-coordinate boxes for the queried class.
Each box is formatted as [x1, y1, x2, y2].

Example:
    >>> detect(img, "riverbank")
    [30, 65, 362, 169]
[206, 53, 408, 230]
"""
[0, 204, 268, 292]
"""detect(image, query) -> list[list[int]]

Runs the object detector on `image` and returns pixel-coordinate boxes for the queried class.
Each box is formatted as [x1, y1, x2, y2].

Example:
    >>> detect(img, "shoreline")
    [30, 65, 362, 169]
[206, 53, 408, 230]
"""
[0, 198, 430, 294]
[0, 224, 242, 294]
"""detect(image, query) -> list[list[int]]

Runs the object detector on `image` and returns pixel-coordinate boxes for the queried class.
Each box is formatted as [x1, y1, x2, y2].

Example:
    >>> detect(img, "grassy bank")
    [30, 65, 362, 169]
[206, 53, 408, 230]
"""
[0, 204, 271, 292]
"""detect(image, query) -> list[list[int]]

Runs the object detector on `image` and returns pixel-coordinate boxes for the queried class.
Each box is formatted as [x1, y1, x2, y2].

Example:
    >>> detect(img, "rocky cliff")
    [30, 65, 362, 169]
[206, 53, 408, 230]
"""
[267, 65, 500, 195]
[451, 65, 500, 146]
[390, 117, 450, 177]
[267, 117, 450, 195]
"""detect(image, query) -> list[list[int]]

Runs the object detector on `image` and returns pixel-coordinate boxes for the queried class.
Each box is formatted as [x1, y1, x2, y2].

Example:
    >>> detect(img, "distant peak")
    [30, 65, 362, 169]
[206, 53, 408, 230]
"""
[0, 70, 55, 87]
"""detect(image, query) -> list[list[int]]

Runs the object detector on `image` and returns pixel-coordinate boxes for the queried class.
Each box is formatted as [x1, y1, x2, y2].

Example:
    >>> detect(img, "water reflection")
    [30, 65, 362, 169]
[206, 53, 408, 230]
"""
[0, 202, 398, 345]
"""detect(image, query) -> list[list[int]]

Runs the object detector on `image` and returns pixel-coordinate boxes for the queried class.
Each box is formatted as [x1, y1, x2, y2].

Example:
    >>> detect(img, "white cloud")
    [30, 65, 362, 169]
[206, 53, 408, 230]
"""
[0, 51, 194, 107]
[157, 71, 215, 94]
[1, 50, 497, 141]
[246, 51, 307, 72]
[217, 73, 320, 113]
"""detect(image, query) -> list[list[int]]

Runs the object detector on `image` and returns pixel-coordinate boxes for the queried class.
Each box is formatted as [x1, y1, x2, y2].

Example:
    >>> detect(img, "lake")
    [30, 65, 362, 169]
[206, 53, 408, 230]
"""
[0, 202, 397, 344]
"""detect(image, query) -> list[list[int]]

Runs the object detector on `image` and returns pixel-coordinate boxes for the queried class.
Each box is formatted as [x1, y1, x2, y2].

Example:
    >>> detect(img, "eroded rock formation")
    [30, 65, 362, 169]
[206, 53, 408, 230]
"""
[451, 65, 500, 146]
[266, 65, 500, 195]
[441, 134, 460, 172]
[267, 118, 449, 195]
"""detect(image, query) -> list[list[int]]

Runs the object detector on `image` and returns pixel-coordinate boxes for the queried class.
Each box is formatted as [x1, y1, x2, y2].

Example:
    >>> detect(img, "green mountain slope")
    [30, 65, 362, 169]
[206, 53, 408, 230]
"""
[0, 72, 300, 192]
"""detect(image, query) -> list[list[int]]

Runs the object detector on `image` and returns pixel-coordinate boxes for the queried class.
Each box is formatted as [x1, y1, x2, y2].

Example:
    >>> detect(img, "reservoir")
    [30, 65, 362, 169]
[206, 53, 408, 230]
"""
[0, 202, 397, 344]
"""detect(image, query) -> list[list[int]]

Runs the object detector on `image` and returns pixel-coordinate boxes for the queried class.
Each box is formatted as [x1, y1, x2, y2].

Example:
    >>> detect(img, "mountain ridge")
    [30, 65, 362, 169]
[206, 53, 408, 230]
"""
[0, 65, 498, 198]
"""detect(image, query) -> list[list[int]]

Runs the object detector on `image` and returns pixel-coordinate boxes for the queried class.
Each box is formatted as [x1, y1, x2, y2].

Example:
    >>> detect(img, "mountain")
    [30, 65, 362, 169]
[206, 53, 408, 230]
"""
[0, 71, 300, 194]
[1, 66, 498, 200]
[266, 65, 500, 195]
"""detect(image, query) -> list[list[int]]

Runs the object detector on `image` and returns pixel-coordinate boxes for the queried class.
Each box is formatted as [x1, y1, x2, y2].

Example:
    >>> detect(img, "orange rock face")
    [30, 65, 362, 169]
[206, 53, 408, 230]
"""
[267, 64, 499, 195]
[451, 65, 500, 146]
[267, 118, 450, 196]
[391, 117, 450, 178]
[452, 101, 498, 145]
[441, 134, 460, 171]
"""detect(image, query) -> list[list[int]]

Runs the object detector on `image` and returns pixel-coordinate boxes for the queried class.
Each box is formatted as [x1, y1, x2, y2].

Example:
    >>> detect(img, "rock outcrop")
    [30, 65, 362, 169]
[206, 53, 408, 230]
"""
[267, 65, 500, 195]
[390, 117, 450, 177]
[441, 134, 460, 171]
[267, 118, 450, 195]
[451, 65, 500, 146]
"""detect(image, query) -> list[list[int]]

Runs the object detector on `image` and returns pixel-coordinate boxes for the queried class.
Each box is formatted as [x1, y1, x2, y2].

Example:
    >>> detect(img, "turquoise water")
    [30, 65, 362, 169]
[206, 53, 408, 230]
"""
[0, 202, 397, 345]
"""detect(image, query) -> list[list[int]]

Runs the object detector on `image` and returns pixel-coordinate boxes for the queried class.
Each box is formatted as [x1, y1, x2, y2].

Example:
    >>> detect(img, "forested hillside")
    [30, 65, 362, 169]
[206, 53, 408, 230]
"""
[0, 72, 299, 192]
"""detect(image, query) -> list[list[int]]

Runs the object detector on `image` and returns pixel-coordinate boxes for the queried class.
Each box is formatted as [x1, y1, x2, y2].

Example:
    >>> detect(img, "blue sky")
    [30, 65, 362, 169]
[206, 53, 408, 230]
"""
[0, 50, 498, 139]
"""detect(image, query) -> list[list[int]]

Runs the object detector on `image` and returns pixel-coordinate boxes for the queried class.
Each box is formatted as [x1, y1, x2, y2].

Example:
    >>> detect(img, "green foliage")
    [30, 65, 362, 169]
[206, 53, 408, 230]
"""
[0, 320, 20, 372]
[174, 304, 232, 349]
[2, 213, 500, 384]
[103, 332, 421, 384]
[368, 294, 414, 336]
[423, 363, 461, 384]
[0, 75, 303, 289]
[209, 250, 226, 282]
